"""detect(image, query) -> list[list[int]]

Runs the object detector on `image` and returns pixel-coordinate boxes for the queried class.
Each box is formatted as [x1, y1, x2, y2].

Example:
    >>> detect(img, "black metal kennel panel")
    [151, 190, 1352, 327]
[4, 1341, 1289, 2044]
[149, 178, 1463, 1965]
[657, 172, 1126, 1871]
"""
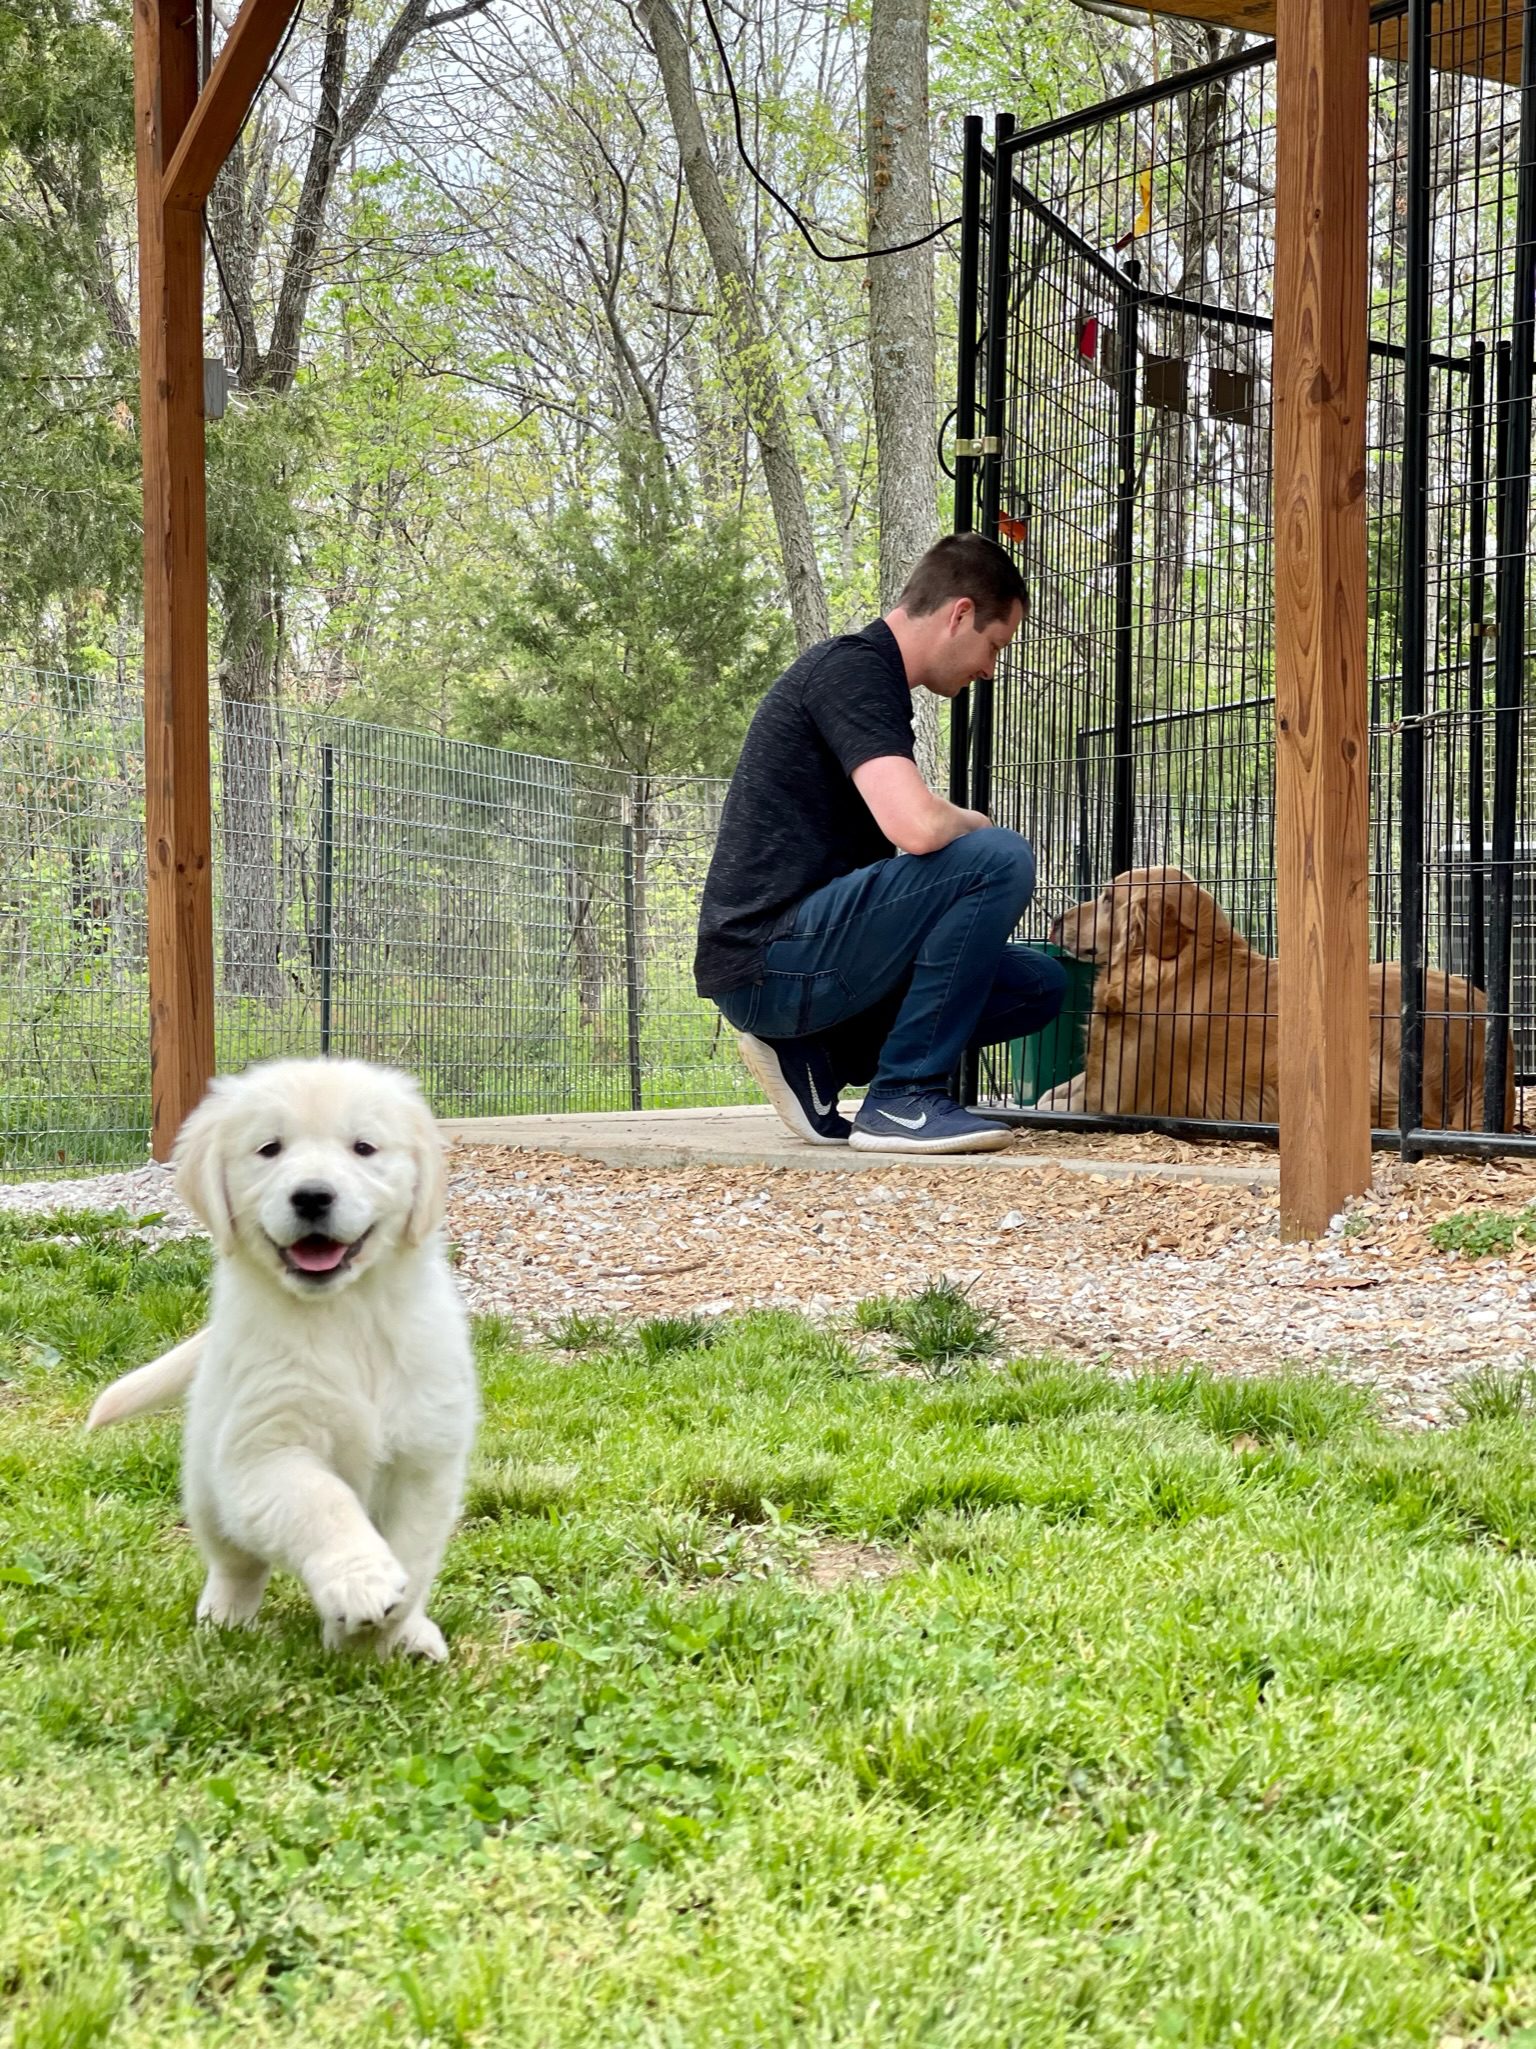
[953, 0, 1536, 1152]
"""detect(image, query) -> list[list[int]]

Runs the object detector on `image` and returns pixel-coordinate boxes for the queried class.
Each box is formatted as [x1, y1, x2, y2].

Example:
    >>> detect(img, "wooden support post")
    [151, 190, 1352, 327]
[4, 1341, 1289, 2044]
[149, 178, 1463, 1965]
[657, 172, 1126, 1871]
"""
[163, 0, 304, 211]
[135, 0, 300, 1158]
[136, 0, 214, 1160]
[1273, 0, 1372, 1239]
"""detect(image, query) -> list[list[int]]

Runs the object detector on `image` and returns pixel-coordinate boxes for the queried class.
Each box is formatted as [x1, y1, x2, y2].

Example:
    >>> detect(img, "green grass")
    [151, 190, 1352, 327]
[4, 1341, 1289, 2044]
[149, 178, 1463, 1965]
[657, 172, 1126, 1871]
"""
[1429, 1204, 1536, 1260]
[855, 1278, 1002, 1379]
[546, 1311, 621, 1354]
[12, 1221, 1536, 2041]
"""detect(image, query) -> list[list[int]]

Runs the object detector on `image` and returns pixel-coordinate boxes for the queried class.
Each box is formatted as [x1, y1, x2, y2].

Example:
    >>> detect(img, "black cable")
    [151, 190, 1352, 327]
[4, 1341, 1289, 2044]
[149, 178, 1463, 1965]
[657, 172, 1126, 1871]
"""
[696, 0, 960, 263]
[202, 0, 307, 382]
[203, 204, 253, 379]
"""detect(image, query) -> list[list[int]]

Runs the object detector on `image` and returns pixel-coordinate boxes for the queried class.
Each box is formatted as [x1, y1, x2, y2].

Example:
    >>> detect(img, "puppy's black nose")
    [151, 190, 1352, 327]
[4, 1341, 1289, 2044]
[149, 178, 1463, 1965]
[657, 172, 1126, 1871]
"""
[290, 1183, 335, 1222]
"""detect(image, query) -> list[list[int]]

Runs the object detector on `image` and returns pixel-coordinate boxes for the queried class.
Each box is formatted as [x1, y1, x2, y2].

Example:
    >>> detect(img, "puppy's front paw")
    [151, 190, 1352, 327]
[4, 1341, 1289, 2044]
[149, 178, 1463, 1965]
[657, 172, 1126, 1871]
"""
[196, 1568, 268, 1629]
[377, 1611, 448, 1663]
[308, 1551, 410, 1645]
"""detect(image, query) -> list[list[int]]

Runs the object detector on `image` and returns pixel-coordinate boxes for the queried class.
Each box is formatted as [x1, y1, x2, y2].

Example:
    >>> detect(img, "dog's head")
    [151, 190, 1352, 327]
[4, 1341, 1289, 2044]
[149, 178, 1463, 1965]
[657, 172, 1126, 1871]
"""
[1049, 867, 1230, 967]
[173, 1057, 447, 1296]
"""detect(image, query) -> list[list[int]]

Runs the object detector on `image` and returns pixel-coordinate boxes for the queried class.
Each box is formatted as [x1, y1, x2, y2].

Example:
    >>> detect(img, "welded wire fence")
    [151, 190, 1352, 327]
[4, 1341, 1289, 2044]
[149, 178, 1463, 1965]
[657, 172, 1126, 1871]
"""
[0, 666, 747, 1171]
[958, 1, 1536, 1149]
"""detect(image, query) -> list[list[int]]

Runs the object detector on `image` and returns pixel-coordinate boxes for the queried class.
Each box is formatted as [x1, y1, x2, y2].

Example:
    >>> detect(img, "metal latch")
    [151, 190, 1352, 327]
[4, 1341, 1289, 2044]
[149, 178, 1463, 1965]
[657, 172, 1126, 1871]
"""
[954, 436, 1001, 457]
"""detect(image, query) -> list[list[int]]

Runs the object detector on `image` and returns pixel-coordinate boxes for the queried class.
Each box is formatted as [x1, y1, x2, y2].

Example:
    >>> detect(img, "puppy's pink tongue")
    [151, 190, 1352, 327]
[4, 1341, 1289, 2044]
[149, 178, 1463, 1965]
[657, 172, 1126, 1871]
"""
[289, 1236, 347, 1272]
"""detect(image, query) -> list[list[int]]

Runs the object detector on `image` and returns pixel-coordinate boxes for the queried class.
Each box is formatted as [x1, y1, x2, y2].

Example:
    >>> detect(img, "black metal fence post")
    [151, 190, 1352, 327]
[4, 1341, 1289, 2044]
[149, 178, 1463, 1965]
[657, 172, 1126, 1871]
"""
[1488, 1, 1536, 1133]
[950, 113, 985, 814]
[971, 109, 1017, 829]
[318, 741, 334, 1057]
[1468, 338, 1489, 998]
[621, 799, 643, 1113]
[1111, 263, 1141, 881]
[1398, 0, 1431, 1152]
[956, 111, 1014, 1111]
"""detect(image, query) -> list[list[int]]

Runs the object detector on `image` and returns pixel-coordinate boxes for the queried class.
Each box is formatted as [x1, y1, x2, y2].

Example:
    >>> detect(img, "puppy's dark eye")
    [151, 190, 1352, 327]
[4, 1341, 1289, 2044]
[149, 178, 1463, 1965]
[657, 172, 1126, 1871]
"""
[257, 1139, 283, 1159]
[353, 1140, 377, 1158]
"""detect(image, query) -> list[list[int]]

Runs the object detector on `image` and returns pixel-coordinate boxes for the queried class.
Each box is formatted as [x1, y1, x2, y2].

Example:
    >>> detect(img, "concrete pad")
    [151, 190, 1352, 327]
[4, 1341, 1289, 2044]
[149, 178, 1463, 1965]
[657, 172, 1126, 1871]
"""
[440, 1102, 1280, 1191]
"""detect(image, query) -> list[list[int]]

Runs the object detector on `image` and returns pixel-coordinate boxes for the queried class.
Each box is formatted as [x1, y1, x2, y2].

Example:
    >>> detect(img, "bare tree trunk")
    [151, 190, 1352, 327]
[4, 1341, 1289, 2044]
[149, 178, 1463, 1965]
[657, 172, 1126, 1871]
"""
[639, 0, 830, 651]
[217, 583, 286, 998]
[866, 0, 940, 782]
[566, 864, 603, 1031]
[203, 0, 491, 999]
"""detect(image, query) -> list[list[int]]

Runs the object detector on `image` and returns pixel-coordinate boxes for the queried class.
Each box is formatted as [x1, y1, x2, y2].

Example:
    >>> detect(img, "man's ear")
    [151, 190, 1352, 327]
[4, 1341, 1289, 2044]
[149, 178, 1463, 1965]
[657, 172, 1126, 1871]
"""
[173, 1081, 237, 1254]
[404, 1087, 447, 1247]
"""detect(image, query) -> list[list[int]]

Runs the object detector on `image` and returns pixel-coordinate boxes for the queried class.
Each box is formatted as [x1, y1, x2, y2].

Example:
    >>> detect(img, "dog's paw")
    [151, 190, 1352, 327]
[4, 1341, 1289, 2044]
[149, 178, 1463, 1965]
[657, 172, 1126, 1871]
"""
[377, 1611, 448, 1663]
[308, 1551, 410, 1643]
[196, 1568, 268, 1628]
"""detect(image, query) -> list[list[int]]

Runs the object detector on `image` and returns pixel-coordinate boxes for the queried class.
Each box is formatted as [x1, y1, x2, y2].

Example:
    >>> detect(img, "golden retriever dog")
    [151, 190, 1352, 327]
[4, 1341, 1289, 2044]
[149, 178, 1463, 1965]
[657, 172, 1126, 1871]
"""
[1040, 866, 1514, 1131]
[87, 1058, 478, 1661]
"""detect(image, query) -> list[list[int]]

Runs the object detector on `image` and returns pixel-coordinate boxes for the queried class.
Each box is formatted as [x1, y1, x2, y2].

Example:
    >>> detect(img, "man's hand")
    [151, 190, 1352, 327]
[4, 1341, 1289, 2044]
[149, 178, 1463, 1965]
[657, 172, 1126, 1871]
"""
[852, 757, 994, 856]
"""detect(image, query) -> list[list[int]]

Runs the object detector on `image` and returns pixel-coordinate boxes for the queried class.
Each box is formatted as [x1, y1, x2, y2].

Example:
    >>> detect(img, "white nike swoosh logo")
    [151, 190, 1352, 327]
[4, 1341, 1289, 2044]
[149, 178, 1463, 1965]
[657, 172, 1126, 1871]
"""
[877, 1108, 928, 1130]
[809, 1075, 835, 1116]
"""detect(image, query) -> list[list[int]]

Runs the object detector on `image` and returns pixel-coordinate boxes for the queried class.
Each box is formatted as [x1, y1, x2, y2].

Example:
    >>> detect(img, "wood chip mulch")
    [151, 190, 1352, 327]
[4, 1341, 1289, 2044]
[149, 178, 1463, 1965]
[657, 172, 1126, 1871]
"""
[447, 1141, 1536, 1429]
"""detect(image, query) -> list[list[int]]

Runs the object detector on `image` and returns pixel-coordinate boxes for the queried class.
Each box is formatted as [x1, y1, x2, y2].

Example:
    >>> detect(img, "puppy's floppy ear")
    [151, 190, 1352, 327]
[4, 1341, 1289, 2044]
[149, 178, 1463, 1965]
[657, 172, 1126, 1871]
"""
[173, 1081, 237, 1254]
[403, 1084, 448, 1246]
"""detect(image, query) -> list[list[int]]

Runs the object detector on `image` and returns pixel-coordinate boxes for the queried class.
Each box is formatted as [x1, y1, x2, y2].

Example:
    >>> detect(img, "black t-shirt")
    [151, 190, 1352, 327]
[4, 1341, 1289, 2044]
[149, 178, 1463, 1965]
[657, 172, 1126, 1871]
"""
[694, 619, 916, 997]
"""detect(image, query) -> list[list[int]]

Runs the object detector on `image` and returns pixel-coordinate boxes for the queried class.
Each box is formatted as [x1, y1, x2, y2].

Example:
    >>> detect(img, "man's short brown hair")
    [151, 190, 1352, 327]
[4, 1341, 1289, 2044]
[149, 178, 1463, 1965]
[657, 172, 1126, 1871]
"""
[896, 534, 1028, 629]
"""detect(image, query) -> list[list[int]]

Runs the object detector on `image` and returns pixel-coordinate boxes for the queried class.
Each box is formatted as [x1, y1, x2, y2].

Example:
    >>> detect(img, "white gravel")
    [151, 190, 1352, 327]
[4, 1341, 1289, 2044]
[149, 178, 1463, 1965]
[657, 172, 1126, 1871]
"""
[0, 1161, 198, 1231]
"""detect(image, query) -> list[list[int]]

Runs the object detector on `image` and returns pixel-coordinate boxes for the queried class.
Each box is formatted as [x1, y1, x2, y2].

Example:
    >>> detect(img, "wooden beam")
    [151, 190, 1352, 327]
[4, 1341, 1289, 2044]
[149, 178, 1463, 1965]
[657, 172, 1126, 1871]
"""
[1274, 0, 1373, 1239]
[136, 0, 215, 1157]
[1141, 0, 1274, 28]
[162, 0, 301, 212]
[1374, 0, 1522, 84]
[1139, 0, 1524, 87]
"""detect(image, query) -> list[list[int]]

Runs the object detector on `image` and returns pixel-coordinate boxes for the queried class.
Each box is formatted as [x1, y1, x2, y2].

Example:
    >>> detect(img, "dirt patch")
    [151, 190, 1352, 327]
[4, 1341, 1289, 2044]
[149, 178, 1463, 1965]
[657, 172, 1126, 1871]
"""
[804, 1542, 905, 1589]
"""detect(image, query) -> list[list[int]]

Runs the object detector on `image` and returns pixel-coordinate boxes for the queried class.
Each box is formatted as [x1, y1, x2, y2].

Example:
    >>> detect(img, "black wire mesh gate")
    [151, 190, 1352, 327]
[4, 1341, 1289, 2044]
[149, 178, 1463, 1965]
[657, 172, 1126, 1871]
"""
[951, 0, 1536, 1158]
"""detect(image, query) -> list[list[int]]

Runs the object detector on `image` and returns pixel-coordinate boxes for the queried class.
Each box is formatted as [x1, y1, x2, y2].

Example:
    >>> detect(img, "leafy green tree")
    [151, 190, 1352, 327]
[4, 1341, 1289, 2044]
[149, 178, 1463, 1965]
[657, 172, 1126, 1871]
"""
[465, 427, 789, 1021]
[0, 0, 138, 665]
[468, 430, 791, 780]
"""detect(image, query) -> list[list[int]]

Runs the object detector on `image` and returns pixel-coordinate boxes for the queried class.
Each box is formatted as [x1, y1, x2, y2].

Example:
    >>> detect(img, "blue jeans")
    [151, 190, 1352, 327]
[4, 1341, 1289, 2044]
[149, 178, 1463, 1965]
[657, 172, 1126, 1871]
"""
[714, 827, 1067, 1095]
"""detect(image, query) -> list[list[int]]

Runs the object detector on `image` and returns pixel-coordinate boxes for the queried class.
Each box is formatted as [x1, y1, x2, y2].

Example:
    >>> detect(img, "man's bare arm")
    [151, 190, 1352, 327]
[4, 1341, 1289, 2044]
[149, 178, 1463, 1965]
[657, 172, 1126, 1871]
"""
[851, 756, 990, 856]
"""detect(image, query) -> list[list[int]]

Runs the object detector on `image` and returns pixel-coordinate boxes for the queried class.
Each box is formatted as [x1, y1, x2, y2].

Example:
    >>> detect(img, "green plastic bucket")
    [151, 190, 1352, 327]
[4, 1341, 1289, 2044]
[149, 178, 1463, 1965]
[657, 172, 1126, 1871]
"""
[1009, 944, 1098, 1107]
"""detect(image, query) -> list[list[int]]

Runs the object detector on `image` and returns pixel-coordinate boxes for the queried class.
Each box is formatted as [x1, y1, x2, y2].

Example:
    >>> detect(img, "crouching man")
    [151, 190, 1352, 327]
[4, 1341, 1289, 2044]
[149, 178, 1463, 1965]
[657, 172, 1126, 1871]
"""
[694, 534, 1066, 1154]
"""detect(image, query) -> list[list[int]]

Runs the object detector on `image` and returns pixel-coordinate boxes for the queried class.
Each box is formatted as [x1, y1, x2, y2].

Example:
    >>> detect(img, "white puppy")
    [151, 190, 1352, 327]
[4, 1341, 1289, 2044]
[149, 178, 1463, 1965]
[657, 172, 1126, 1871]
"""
[88, 1058, 478, 1662]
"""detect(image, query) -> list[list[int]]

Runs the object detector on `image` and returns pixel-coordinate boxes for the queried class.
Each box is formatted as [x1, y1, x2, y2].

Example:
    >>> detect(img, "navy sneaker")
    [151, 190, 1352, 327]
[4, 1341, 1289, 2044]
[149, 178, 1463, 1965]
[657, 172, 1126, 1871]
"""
[848, 1090, 1013, 1155]
[737, 1033, 850, 1145]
